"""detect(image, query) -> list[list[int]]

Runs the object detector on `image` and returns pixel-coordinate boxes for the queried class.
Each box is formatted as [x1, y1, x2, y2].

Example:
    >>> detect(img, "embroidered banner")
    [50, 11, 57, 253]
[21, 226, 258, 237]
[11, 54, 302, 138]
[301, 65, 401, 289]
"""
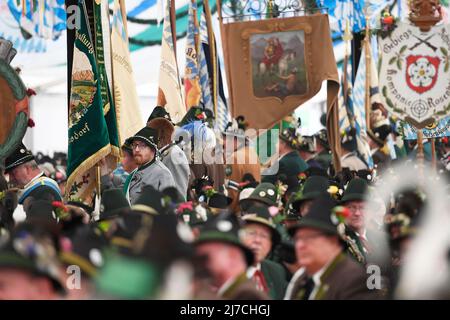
[379, 22, 450, 128]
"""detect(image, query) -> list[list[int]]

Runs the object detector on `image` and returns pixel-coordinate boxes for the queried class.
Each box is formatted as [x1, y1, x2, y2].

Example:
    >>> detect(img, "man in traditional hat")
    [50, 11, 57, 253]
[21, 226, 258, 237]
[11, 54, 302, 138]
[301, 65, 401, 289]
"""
[340, 129, 369, 172]
[297, 135, 322, 169]
[384, 189, 423, 296]
[148, 115, 190, 201]
[4, 142, 62, 205]
[194, 212, 268, 299]
[341, 178, 383, 257]
[96, 188, 130, 239]
[0, 174, 17, 232]
[178, 106, 225, 193]
[262, 127, 308, 184]
[241, 206, 287, 299]
[285, 196, 381, 300]
[123, 127, 175, 205]
[312, 127, 332, 171]
[205, 192, 232, 215]
[102, 139, 137, 190]
[222, 116, 261, 213]
[368, 103, 392, 172]
[289, 176, 330, 218]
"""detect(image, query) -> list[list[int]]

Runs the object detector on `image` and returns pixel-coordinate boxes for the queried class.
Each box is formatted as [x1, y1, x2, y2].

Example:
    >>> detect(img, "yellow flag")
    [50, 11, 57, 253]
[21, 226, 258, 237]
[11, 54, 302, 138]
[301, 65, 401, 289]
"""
[111, 0, 143, 144]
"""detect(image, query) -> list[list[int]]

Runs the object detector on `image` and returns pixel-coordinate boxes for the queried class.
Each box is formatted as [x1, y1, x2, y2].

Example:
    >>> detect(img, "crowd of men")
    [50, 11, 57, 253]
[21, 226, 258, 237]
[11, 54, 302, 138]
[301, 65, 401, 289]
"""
[0, 102, 449, 300]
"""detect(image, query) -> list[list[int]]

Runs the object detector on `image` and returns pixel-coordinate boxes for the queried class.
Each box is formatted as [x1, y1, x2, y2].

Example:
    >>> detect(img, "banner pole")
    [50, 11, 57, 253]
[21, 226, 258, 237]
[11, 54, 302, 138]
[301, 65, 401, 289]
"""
[417, 130, 425, 181]
[431, 137, 436, 171]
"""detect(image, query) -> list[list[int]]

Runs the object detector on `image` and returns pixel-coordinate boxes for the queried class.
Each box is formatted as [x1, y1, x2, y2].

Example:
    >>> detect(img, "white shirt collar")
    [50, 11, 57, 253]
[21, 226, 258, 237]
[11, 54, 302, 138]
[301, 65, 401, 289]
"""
[284, 267, 306, 300]
[246, 263, 262, 278]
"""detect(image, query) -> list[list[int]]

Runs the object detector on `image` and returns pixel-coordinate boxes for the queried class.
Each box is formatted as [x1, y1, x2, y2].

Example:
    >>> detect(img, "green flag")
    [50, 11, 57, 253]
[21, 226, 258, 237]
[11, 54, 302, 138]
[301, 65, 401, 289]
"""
[66, 0, 116, 201]
[93, 0, 120, 157]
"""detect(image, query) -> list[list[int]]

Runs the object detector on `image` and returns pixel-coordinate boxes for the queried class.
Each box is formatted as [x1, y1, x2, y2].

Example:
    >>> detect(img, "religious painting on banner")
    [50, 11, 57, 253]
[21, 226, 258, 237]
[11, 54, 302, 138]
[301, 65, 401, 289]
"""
[250, 31, 308, 99]
[221, 14, 339, 131]
[379, 22, 450, 128]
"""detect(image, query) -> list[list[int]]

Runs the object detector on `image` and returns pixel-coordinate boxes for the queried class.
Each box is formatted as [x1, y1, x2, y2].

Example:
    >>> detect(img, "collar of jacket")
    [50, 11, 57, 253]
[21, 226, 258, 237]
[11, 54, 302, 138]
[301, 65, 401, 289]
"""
[137, 157, 156, 172]
[313, 252, 346, 300]
[220, 272, 248, 299]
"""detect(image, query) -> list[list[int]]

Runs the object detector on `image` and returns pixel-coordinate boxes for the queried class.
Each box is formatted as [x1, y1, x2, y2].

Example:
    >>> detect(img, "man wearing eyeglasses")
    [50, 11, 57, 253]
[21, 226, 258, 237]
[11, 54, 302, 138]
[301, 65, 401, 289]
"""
[123, 127, 175, 205]
[284, 196, 380, 300]
[341, 178, 382, 257]
[241, 206, 287, 299]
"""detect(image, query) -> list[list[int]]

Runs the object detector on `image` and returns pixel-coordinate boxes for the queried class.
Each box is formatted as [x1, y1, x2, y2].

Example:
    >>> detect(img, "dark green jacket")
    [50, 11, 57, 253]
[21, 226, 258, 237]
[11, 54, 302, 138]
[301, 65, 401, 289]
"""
[262, 151, 308, 183]
[314, 150, 332, 171]
[261, 259, 288, 300]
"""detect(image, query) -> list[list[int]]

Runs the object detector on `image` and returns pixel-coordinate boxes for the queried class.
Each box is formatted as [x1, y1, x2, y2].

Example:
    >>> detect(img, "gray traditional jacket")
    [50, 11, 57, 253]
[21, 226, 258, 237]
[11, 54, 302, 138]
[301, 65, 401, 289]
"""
[125, 158, 175, 205]
[160, 144, 190, 201]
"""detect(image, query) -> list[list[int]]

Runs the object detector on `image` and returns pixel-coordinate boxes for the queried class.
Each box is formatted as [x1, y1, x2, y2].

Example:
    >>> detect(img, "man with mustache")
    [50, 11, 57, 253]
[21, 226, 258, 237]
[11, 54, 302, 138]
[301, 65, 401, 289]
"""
[123, 127, 175, 205]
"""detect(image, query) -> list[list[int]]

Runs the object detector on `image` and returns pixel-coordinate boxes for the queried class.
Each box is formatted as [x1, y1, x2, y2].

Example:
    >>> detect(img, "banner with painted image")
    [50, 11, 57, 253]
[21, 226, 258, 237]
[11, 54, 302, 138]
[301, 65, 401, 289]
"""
[379, 22, 450, 128]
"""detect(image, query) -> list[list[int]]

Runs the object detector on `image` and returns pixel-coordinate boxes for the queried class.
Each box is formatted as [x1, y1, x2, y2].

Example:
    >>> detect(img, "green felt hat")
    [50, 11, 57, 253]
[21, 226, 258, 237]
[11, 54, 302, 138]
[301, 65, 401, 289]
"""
[291, 176, 330, 211]
[288, 196, 339, 237]
[341, 178, 368, 203]
[239, 182, 278, 209]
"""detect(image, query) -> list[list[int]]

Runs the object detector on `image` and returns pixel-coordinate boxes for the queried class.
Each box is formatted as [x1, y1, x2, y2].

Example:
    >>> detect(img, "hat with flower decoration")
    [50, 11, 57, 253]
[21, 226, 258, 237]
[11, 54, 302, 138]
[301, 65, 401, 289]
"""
[290, 176, 330, 212]
[176, 201, 209, 227]
[222, 115, 249, 139]
[241, 205, 281, 245]
[279, 127, 302, 149]
[341, 178, 369, 203]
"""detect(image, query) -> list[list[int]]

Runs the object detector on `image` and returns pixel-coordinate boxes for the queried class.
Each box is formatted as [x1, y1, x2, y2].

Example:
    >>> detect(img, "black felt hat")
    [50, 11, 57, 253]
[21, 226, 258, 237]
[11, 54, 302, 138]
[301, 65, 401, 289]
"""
[128, 127, 159, 151]
[368, 125, 391, 147]
[177, 106, 206, 126]
[147, 106, 172, 123]
[207, 192, 232, 209]
[291, 176, 330, 211]
[4, 142, 34, 173]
